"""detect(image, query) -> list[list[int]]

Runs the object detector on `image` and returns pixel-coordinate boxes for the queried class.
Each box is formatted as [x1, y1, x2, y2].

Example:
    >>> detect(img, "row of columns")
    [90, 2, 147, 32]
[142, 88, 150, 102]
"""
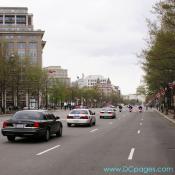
[1, 15, 32, 26]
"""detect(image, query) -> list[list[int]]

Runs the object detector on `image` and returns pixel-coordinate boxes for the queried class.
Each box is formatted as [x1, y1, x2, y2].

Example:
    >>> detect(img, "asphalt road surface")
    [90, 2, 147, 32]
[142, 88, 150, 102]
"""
[0, 108, 174, 175]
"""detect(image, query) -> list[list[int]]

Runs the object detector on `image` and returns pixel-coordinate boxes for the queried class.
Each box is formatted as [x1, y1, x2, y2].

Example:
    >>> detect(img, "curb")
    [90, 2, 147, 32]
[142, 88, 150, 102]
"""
[155, 109, 175, 125]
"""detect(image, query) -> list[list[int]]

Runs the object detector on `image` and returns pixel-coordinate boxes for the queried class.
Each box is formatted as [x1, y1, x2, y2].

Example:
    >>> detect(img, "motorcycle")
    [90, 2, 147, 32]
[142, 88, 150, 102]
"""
[139, 108, 142, 113]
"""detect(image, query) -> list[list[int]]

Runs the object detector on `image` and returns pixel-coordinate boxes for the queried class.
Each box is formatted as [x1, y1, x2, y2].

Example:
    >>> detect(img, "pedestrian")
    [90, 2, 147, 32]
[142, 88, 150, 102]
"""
[64, 102, 67, 110]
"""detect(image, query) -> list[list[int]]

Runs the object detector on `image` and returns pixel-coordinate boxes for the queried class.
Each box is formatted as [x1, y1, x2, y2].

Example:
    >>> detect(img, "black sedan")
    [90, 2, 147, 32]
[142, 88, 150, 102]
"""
[1, 110, 63, 142]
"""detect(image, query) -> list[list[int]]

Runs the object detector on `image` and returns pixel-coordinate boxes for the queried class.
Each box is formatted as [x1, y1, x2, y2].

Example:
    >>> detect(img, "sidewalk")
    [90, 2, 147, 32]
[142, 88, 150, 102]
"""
[155, 109, 175, 125]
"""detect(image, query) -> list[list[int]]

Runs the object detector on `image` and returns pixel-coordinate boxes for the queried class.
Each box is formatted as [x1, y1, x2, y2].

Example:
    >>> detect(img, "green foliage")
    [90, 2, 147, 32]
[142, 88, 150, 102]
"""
[136, 85, 146, 95]
[140, 0, 175, 97]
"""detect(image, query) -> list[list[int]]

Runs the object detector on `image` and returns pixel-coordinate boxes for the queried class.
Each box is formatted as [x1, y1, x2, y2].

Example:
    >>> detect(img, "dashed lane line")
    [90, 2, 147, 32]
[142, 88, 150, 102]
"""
[128, 148, 135, 160]
[36, 145, 61, 156]
[90, 128, 99, 133]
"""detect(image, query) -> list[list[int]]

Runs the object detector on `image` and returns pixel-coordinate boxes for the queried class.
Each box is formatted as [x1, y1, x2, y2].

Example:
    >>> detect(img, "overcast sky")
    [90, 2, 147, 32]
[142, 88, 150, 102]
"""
[1, 0, 158, 95]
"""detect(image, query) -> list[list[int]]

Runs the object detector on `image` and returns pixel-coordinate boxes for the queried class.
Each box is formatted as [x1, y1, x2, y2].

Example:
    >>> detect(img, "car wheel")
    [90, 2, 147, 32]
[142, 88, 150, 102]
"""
[7, 136, 15, 142]
[100, 116, 102, 119]
[88, 120, 93, 127]
[43, 129, 50, 141]
[67, 123, 71, 127]
[56, 126, 62, 137]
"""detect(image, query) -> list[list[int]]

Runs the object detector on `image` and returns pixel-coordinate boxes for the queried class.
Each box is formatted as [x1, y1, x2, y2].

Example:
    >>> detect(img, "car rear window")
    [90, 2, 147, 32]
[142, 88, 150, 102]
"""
[102, 108, 113, 112]
[70, 110, 88, 115]
[12, 111, 44, 120]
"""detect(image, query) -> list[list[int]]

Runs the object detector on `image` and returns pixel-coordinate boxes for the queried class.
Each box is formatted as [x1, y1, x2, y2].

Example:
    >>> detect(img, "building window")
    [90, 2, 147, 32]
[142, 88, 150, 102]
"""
[29, 50, 37, 57]
[17, 36, 25, 40]
[16, 15, 26, 24]
[18, 50, 25, 58]
[29, 42, 37, 49]
[5, 35, 14, 40]
[28, 16, 32, 25]
[28, 42, 38, 63]
[18, 42, 26, 49]
[5, 15, 15, 24]
[0, 15, 3, 24]
[8, 42, 14, 49]
[6, 42, 15, 57]
[17, 43, 26, 58]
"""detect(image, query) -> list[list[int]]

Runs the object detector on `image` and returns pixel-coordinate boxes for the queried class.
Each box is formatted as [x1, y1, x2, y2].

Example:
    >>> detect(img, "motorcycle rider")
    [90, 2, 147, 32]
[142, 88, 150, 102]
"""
[138, 105, 143, 112]
[128, 105, 133, 112]
[119, 105, 122, 112]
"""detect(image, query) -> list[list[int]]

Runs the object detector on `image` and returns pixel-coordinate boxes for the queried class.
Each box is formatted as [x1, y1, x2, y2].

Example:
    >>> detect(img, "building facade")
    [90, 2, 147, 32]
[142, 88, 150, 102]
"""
[44, 66, 71, 86]
[0, 7, 45, 66]
[77, 74, 119, 96]
[77, 75, 108, 88]
[0, 7, 45, 111]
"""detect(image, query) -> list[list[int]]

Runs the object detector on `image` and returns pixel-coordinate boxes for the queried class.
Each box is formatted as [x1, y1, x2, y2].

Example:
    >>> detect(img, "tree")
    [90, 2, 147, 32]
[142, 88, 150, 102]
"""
[136, 85, 146, 95]
[140, 0, 175, 96]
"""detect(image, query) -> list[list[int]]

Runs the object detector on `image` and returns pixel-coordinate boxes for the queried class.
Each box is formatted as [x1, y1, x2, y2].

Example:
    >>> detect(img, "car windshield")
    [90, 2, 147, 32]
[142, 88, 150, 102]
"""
[102, 108, 113, 112]
[70, 110, 88, 115]
[12, 111, 44, 120]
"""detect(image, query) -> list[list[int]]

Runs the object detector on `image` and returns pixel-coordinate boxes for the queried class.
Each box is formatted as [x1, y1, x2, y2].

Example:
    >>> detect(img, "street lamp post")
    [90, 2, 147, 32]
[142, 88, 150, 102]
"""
[173, 81, 175, 119]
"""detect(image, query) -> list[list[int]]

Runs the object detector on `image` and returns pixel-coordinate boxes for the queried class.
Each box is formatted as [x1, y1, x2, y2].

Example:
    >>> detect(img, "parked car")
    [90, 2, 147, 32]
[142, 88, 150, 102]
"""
[1, 110, 63, 142]
[67, 108, 96, 127]
[100, 108, 116, 119]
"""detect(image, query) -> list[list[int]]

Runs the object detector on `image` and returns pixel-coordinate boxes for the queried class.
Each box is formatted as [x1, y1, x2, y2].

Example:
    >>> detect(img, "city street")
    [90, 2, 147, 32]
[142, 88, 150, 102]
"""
[0, 108, 174, 175]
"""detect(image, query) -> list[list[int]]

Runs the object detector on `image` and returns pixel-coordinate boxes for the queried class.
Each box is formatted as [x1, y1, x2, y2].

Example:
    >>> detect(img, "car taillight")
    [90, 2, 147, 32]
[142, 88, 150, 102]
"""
[33, 122, 40, 128]
[108, 112, 112, 114]
[3, 121, 8, 128]
[81, 116, 88, 119]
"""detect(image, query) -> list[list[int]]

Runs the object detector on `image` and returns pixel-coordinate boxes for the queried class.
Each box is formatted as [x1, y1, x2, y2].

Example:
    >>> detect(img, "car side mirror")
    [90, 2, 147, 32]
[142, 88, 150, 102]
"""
[56, 116, 60, 120]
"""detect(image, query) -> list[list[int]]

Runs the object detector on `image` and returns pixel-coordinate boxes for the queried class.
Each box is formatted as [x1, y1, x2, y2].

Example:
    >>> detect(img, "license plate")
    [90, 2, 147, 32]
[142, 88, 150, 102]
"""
[74, 115, 80, 118]
[15, 124, 24, 128]
[74, 120, 79, 123]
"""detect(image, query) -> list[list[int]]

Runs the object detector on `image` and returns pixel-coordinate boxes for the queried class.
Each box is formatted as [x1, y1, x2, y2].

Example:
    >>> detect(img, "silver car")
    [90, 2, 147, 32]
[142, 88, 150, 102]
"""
[67, 109, 96, 127]
[100, 108, 116, 119]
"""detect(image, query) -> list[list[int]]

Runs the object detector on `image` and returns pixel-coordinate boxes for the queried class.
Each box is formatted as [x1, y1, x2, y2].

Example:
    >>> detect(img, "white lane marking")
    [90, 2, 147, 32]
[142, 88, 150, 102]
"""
[36, 145, 61, 156]
[140, 122, 142, 126]
[137, 130, 141, 134]
[109, 122, 113, 125]
[90, 128, 98, 133]
[141, 118, 143, 121]
[128, 148, 135, 160]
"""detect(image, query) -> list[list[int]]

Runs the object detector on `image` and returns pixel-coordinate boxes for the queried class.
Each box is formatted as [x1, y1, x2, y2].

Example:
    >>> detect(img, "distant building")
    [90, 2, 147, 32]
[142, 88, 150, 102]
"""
[44, 66, 71, 86]
[77, 74, 120, 96]
[77, 75, 108, 88]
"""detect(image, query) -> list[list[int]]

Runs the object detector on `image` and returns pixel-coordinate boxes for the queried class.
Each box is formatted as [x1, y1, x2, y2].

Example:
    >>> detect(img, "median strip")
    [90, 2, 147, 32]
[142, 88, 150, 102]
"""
[128, 148, 135, 160]
[36, 145, 61, 156]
